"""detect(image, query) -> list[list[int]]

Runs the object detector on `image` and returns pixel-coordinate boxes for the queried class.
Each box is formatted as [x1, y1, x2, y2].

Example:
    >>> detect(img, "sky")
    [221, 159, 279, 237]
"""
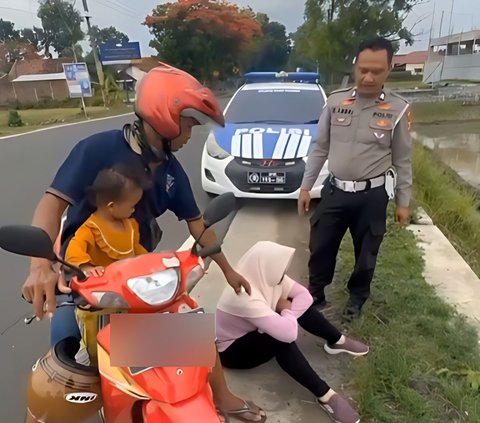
[1, 0, 478, 57]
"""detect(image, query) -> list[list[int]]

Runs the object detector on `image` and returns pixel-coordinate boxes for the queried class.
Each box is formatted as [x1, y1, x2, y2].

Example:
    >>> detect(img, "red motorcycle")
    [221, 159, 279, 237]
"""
[0, 193, 237, 423]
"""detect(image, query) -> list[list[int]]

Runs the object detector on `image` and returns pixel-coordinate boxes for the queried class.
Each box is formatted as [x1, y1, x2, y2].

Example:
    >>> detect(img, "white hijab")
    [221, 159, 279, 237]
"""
[217, 241, 296, 318]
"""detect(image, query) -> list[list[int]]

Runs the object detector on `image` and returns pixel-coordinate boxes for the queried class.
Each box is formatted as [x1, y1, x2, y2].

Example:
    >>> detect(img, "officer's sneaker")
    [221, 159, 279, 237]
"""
[324, 337, 369, 357]
[317, 394, 360, 423]
[342, 300, 362, 322]
[311, 295, 332, 311]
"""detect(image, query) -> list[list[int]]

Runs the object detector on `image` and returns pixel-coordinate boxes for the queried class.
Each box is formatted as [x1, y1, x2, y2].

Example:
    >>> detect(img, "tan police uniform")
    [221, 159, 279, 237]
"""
[301, 86, 412, 317]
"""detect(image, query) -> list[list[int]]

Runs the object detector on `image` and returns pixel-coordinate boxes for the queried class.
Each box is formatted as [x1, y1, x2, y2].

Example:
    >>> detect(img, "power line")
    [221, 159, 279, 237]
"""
[0, 6, 37, 15]
[94, 0, 138, 19]
[100, 0, 136, 15]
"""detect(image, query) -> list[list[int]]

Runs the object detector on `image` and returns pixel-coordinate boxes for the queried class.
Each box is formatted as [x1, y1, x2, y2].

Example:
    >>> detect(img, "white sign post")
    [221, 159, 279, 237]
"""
[62, 62, 92, 118]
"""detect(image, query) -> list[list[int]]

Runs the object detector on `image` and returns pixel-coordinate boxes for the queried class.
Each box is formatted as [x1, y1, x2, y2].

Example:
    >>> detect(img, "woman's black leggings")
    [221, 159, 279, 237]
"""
[219, 306, 342, 397]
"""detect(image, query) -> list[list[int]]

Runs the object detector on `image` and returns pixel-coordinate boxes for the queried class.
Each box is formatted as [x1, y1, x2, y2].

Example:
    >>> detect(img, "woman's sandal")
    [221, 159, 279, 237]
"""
[217, 408, 230, 423]
[224, 400, 267, 423]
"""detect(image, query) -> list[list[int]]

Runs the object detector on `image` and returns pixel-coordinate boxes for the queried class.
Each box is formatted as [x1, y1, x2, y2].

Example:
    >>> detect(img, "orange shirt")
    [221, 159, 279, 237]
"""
[65, 212, 148, 268]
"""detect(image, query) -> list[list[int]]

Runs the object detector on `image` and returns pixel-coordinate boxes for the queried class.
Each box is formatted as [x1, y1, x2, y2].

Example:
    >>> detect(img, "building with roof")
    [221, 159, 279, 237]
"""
[0, 56, 160, 106]
[0, 57, 73, 106]
[423, 30, 480, 83]
[392, 51, 429, 75]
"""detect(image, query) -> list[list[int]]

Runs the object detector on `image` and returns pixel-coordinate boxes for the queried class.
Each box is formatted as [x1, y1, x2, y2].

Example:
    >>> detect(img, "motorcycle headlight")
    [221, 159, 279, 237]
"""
[206, 132, 230, 160]
[91, 291, 130, 309]
[127, 268, 179, 306]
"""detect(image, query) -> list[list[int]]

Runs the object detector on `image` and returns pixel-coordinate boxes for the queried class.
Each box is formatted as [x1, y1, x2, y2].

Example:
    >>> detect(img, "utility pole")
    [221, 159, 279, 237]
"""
[439, 10, 444, 37]
[328, 0, 335, 22]
[426, 3, 435, 62]
[81, 0, 106, 108]
[439, 0, 455, 83]
[327, 0, 335, 85]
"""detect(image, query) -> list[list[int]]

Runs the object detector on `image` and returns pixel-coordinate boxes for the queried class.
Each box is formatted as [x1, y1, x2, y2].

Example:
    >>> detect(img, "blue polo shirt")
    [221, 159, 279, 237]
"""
[47, 129, 201, 254]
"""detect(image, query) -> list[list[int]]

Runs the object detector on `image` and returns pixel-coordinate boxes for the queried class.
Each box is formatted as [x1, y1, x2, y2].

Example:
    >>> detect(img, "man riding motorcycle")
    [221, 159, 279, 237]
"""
[21, 63, 266, 423]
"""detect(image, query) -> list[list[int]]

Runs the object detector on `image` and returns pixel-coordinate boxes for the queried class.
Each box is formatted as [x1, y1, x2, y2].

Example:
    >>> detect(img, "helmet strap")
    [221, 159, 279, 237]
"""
[125, 116, 170, 163]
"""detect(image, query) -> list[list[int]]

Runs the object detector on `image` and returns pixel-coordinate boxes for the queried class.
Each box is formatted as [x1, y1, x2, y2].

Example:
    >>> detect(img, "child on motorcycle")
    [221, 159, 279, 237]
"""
[63, 163, 152, 368]
[65, 164, 150, 276]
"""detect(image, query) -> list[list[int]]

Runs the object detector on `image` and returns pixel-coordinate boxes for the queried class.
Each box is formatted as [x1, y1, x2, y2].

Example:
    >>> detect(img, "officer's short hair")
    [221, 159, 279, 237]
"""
[355, 37, 394, 65]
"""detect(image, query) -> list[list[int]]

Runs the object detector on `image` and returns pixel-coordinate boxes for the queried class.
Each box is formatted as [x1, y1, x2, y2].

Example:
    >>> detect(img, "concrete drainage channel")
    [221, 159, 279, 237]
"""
[407, 207, 480, 334]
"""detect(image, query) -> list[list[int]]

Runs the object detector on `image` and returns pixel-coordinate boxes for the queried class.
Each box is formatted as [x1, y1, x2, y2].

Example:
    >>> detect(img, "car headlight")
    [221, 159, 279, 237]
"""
[206, 132, 230, 160]
[127, 268, 179, 306]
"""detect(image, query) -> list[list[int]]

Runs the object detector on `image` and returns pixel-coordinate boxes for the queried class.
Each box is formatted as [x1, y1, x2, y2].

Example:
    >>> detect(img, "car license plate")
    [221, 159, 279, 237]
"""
[247, 172, 286, 185]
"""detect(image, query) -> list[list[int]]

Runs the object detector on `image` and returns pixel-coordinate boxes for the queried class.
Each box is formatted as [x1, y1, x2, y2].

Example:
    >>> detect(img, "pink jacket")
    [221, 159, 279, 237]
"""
[215, 281, 313, 352]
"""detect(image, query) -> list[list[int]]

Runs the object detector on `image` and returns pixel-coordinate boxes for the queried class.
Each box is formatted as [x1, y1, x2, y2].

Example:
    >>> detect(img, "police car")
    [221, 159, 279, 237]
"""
[201, 71, 329, 199]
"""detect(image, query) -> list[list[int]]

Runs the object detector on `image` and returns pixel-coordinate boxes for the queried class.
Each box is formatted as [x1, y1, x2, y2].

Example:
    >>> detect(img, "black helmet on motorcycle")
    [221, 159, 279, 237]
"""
[26, 337, 102, 423]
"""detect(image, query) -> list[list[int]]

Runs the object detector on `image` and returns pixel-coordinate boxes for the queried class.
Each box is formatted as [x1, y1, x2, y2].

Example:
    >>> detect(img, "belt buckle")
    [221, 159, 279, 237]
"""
[344, 180, 356, 192]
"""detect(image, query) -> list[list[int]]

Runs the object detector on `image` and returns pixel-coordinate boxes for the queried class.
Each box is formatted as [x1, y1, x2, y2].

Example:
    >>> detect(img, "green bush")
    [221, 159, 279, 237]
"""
[91, 97, 105, 107]
[8, 110, 24, 127]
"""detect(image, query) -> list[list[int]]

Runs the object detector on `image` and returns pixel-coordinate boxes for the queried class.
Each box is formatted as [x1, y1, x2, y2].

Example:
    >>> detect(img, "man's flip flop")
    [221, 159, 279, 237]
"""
[225, 400, 267, 423]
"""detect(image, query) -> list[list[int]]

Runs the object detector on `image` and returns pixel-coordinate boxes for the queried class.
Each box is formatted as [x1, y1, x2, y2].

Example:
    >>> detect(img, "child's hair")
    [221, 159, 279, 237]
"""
[86, 162, 151, 208]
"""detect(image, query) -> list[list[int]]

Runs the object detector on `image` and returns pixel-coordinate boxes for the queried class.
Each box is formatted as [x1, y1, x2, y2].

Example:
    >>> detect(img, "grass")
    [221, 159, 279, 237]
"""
[410, 101, 480, 124]
[0, 104, 134, 136]
[0, 88, 234, 137]
[412, 142, 480, 276]
[326, 140, 480, 421]
[330, 207, 480, 422]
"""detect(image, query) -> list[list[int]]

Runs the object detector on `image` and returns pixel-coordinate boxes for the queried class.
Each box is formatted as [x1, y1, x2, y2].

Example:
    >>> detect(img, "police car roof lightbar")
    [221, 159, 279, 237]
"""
[244, 71, 320, 83]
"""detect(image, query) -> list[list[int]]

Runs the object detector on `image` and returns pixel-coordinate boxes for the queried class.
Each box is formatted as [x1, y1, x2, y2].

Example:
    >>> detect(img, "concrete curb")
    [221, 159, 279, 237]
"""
[407, 208, 480, 333]
[190, 205, 338, 422]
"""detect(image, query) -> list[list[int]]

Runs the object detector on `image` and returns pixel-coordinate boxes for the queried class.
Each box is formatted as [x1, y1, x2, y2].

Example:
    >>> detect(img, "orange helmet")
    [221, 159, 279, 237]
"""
[26, 337, 102, 423]
[134, 62, 225, 140]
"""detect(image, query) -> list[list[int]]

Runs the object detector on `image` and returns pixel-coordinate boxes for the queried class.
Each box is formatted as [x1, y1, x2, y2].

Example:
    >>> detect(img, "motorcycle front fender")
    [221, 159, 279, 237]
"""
[143, 383, 221, 423]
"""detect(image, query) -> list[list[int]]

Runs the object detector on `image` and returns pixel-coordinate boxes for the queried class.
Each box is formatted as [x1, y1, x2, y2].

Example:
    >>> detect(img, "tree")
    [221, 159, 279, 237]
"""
[0, 19, 19, 43]
[90, 25, 129, 46]
[239, 13, 290, 72]
[145, 0, 262, 82]
[287, 35, 318, 72]
[20, 27, 45, 52]
[248, 13, 290, 71]
[62, 44, 84, 60]
[0, 20, 41, 74]
[37, 0, 84, 56]
[295, 0, 425, 82]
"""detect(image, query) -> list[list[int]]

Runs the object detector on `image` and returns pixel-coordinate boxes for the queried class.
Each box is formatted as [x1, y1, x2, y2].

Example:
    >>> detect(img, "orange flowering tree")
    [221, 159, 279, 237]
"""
[144, 0, 262, 82]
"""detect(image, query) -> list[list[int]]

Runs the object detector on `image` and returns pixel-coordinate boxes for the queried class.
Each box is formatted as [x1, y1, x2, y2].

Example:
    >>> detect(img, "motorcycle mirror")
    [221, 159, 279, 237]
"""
[203, 192, 237, 228]
[0, 225, 56, 261]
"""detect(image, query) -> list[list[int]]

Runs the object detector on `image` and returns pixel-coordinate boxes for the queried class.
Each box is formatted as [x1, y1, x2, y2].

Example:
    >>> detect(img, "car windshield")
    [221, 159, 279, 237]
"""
[225, 88, 325, 124]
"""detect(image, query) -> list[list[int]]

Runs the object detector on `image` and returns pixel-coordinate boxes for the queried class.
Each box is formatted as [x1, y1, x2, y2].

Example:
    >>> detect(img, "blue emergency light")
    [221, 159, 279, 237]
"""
[244, 71, 320, 84]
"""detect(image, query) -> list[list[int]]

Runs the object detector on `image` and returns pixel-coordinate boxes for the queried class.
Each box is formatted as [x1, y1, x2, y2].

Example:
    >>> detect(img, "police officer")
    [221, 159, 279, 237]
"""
[298, 37, 412, 320]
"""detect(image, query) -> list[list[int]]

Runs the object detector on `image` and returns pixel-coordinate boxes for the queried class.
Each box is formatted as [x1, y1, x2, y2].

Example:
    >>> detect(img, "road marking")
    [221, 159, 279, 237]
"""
[0, 112, 134, 140]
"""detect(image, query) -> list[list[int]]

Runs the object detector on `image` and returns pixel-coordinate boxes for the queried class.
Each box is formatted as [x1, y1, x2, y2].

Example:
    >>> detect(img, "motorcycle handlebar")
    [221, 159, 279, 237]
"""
[24, 291, 87, 325]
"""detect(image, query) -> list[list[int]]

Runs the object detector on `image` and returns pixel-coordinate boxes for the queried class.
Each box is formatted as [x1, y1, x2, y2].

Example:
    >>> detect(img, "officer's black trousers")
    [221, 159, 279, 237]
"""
[308, 179, 389, 306]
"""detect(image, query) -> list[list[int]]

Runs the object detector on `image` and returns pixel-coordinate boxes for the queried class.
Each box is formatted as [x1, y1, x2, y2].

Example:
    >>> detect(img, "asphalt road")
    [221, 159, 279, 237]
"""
[0, 97, 233, 422]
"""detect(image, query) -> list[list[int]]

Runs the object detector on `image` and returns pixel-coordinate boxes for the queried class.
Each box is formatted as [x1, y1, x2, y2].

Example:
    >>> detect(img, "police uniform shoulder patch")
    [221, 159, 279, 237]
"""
[329, 86, 353, 95]
[328, 87, 355, 107]
[390, 90, 410, 105]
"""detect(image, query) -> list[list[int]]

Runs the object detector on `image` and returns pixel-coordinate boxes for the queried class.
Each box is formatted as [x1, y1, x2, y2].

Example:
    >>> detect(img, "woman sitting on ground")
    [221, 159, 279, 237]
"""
[215, 241, 368, 423]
